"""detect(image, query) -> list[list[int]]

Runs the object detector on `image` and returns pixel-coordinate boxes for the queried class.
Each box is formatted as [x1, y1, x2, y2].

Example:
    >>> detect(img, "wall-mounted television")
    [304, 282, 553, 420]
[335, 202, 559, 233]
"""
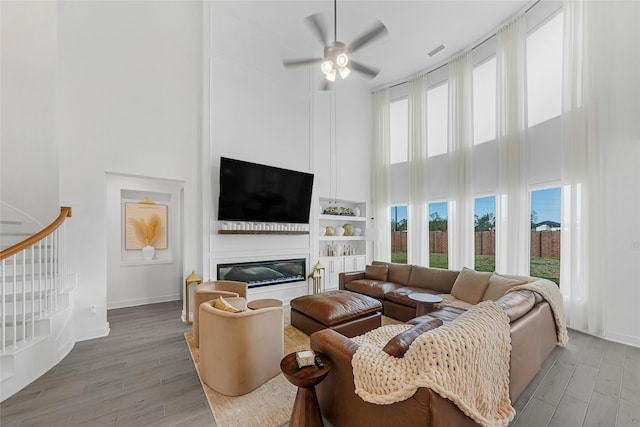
[217, 157, 314, 224]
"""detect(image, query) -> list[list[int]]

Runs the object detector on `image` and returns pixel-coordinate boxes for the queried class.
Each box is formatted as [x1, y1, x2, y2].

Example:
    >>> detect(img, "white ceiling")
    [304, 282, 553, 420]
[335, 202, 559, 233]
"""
[222, 0, 532, 88]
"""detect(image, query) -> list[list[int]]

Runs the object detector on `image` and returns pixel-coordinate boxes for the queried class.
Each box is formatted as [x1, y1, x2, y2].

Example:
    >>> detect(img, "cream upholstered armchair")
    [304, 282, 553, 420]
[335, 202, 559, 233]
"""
[198, 300, 284, 396]
[192, 280, 248, 347]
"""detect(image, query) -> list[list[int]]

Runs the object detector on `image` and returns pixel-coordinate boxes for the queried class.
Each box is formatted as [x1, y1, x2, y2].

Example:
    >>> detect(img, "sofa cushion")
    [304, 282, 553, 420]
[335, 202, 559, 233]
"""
[345, 279, 402, 299]
[407, 307, 466, 326]
[365, 264, 388, 281]
[495, 290, 536, 322]
[407, 266, 460, 293]
[382, 318, 444, 358]
[450, 267, 492, 304]
[374, 262, 413, 285]
[384, 287, 439, 308]
[481, 273, 528, 301]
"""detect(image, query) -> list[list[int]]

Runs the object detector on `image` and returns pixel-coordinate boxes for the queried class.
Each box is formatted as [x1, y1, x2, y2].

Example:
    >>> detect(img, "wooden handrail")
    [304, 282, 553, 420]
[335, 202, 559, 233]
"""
[0, 206, 72, 260]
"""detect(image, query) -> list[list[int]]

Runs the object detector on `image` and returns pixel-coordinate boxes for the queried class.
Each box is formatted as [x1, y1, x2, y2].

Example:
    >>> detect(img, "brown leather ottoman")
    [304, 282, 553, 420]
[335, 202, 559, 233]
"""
[290, 290, 382, 338]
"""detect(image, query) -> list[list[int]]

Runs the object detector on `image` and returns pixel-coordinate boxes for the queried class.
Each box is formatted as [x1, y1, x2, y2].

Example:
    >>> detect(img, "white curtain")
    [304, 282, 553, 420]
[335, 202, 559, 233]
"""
[371, 89, 391, 262]
[495, 15, 530, 276]
[560, 0, 604, 335]
[407, 74, 429, 266]
[447, 53, 475, 270]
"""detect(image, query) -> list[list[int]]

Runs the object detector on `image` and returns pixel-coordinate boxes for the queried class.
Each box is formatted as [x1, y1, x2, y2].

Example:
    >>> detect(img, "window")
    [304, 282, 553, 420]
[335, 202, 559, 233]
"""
[530, 187, 561, 284]
[527, 12, 563, 127]
[390, 205, 408, 263]
[427, 83, 448, 157]
[390, 98, 408, 164]
[428, 202, 448, 268]
[474, 196, 496, 272]
[473, 57, 497, 144]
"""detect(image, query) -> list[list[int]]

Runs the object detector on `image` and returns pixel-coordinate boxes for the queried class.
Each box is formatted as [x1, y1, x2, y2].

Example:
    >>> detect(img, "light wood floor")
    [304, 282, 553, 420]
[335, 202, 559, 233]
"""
[1, 300, 639, 426]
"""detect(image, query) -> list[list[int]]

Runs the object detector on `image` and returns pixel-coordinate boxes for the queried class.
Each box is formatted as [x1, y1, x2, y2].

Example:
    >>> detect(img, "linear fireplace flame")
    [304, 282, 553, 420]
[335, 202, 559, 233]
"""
[217, 258, 306, 288]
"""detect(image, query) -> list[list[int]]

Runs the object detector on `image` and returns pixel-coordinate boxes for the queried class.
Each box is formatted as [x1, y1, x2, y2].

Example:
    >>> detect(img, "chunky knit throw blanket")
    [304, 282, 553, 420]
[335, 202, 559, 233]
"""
[508, 279, 569, 345]
[352, 301, 515, 427]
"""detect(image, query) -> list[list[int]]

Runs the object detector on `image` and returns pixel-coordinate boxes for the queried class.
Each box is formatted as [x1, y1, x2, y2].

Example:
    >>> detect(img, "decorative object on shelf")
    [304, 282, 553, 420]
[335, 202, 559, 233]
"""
[340, 207, 354, 216]
[334, 244, 344, 256]
[141, 245, 155, 260]
[353, 227, 362, 236]
[323, 206, 339, 215]
[325, 226, 335, 236]
[353, 207, 361, 217]
[319, 226, 326, 236]
[334, 226, 345, 236]
[184, 270, 202, 325]
[343, 224, 354, 236]
[309, 261, 325, 294]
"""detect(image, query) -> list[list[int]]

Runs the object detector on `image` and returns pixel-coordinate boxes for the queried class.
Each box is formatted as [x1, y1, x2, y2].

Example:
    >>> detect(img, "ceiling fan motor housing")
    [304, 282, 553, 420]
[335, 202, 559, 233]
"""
[322, 41, 349, 73]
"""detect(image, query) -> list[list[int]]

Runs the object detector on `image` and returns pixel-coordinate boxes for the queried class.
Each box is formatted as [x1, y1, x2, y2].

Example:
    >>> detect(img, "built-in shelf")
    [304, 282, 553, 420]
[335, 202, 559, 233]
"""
[218, 230, 309, 235]
[319, 236, 366, 241]
[318, 214, 367, 222]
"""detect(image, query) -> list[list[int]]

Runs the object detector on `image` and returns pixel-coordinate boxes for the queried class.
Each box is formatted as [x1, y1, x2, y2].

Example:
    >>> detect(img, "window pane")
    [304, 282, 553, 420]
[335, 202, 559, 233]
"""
[390, 205, 407, 264]
[390, 99, 408, 164]
[474, 196, 496, 272]
[473, 57, 496, 144]
[530, 187, 561, 284]
[427, 83, 448, 157]
[428, 202, 448, 268]
[527, 12, 563, 127]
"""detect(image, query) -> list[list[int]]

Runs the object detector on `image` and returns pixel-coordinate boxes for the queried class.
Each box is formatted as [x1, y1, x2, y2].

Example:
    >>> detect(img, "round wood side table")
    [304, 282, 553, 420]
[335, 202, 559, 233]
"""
[246, 298, 283, 310]
[409, 293, 444, 317]
[280, 352, 332, 427]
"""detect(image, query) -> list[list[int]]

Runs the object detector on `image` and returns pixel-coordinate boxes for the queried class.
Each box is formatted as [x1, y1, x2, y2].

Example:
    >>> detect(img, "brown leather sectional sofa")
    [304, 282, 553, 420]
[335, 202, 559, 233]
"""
[310, 261, 560, 427]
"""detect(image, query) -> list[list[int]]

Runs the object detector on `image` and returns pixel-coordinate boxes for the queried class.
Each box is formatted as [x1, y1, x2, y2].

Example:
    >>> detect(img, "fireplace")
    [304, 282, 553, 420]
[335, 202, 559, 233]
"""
[217, 258, 306, 288]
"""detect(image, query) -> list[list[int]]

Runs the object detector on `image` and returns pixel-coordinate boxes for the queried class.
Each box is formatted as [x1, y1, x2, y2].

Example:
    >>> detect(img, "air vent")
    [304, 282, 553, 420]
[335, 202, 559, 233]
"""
[428, 45, 445, 57]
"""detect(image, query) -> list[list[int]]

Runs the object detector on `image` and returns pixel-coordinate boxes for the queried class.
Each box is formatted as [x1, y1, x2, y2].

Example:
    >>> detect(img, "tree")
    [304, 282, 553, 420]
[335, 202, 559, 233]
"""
[531, 210, 538, 230]
[429, 212, 448, 232]
[474, 213, 495, 232]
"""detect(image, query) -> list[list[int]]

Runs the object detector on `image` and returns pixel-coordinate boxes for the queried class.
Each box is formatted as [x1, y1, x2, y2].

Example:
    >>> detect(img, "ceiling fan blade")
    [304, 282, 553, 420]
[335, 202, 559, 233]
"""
[304, 13, 329, 46]
[349, 60, 380, 79]
[282, 58, 323, 69]
[319, 79, 333, 91]
[348, 21, 388, 53]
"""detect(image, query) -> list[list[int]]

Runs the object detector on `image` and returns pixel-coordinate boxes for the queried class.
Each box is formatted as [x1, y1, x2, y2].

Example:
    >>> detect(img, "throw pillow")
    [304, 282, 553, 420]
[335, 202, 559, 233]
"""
[382, 318, 444, 358]
[365, 264, 388, 281]
[450, 267, 492, 305]
[213, 296, 242, 313]
[481, 273, 528, 301]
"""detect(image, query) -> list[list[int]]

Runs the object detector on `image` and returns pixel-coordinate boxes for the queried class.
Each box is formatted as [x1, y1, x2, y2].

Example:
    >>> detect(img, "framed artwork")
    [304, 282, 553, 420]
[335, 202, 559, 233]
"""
[124, 202, 168, 250]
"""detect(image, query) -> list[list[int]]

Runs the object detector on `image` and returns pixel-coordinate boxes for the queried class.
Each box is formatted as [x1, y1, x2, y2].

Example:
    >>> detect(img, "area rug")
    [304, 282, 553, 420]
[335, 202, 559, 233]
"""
[185, 315, 400, 427]
[184, 324, 310, 427]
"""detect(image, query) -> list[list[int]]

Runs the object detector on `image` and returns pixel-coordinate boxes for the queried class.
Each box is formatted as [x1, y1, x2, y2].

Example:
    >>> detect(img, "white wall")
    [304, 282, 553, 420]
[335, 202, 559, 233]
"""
[203, 2, 372, 304]
[56, 1, 202, 340]
[1, 1, 60, 224]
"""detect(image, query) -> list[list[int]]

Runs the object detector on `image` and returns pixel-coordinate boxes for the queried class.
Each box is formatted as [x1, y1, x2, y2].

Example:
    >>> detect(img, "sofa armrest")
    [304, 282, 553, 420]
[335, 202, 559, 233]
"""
[339, 271, 365, 290]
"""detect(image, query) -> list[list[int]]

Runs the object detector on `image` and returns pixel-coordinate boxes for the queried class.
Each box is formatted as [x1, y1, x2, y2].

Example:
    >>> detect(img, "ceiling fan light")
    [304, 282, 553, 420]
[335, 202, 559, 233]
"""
[336, 52, 349, 67]
[339, 66, 351, 79]
[325, 68, 337, 82]
[321, 60, 334, 75]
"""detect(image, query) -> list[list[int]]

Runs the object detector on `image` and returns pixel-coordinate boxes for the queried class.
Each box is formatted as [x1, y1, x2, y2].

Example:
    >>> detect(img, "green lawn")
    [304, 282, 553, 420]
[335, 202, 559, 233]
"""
[530, 256, 560, 285]
[391, 251, 407, 264]
[474, 255, 495, 273]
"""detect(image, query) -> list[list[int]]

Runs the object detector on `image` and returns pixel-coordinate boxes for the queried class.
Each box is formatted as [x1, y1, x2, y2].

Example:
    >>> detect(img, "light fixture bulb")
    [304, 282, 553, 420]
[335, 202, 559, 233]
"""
[339, 66, 351, 79]
[336, 52, 349, 67]
[325, 68, 337, 82]
[321, 60, 333, 75]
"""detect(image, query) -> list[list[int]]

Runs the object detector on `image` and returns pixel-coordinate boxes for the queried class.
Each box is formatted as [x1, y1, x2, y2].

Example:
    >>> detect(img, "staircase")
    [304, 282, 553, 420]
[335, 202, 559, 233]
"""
[0, 203, 75, 401]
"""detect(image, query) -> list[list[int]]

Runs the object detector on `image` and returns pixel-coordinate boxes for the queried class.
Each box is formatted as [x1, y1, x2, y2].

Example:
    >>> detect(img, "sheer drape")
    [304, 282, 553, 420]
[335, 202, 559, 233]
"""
[371, 89, 391, 262]
[407, 74, 429, 266]
[447, 53, 475, 270]
[495, 15, 530, 276]
[560, 0, 604, 335]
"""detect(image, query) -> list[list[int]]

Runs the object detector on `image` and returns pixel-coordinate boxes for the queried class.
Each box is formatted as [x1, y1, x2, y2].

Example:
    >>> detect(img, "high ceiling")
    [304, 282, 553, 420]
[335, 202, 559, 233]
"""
[222, 0, 532, 88]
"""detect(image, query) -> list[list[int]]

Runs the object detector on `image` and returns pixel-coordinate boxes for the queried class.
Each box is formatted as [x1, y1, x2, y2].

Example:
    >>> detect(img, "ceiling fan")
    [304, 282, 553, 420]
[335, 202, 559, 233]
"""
[282, 0, 388, 90]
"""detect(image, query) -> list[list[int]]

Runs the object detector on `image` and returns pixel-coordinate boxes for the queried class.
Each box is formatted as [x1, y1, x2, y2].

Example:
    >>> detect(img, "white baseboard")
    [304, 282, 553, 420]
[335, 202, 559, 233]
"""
[74, 323, 111, 342]
[107, 294, 180, 310]
[605, 331, 640, 348]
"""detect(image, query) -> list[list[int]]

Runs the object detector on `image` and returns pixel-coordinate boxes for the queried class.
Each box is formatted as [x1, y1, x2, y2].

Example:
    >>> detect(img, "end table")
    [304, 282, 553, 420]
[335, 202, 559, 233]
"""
[280, 351, 332, 427]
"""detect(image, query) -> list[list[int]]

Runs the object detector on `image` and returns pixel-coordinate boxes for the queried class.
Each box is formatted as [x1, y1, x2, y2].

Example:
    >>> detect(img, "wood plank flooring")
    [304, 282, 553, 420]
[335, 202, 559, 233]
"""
[1, 300, 639, 426]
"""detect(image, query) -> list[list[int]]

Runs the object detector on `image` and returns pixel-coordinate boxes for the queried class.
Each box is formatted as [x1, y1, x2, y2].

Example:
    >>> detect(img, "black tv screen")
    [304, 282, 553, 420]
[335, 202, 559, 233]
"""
[217, 157, 314, 224]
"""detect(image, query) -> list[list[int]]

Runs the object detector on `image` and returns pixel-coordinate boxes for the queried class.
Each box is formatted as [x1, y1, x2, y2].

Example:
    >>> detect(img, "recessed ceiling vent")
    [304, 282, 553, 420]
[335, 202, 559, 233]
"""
[428, 44, 445, 57]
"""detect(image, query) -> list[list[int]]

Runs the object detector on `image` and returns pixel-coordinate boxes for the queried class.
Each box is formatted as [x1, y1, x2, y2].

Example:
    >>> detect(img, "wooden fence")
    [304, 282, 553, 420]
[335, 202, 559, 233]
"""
[391, 230, 560, 258]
